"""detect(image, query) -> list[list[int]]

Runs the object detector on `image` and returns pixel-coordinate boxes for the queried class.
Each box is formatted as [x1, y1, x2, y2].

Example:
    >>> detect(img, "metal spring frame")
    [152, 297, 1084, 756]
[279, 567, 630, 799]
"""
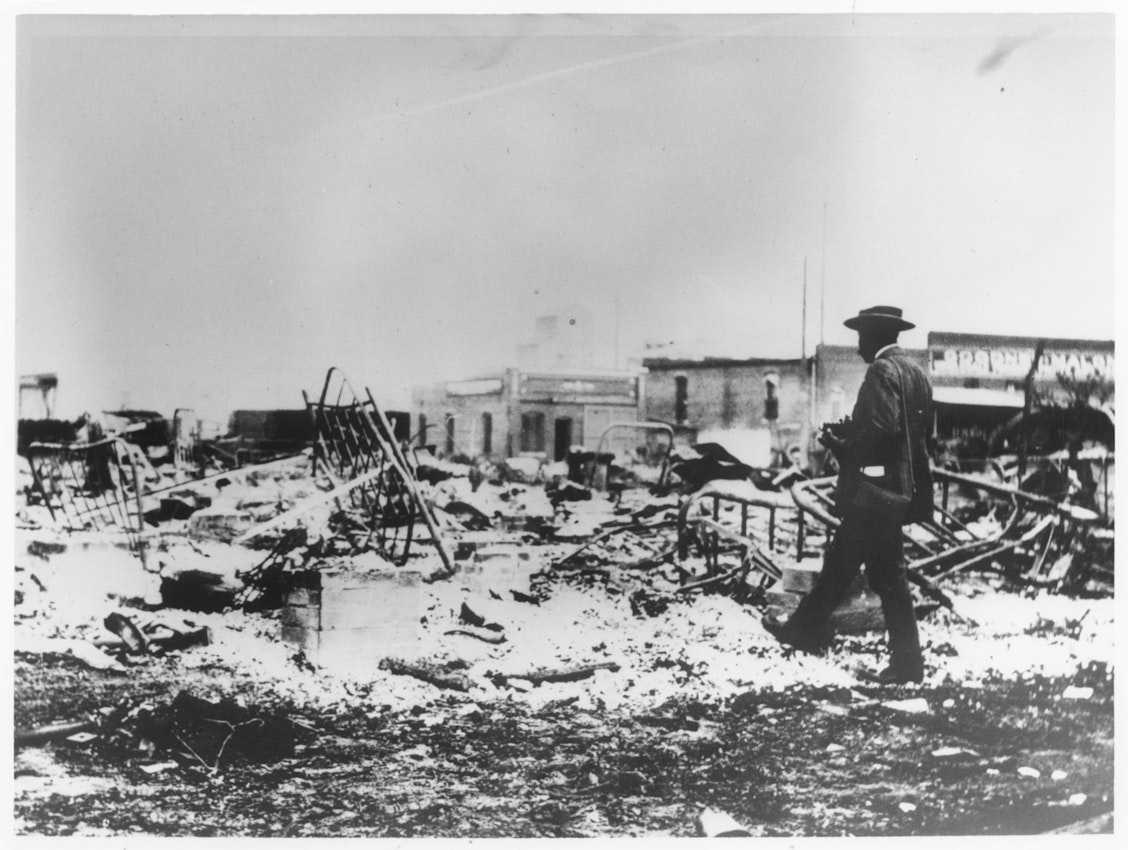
[26, 437, 147, 566]
[304, 367, 453, 575]
[789, 468, 1101, 584]
[676, 482, 785, 588]
[587, 421, 675, 490]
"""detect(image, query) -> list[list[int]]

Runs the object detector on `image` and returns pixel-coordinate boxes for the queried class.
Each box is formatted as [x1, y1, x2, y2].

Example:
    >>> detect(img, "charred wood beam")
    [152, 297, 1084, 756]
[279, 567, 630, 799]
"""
[491, 661, 620, 687]
[378, 657, 472, 691]
[92, 626, 212, 653]
[15, 720, 97, 748]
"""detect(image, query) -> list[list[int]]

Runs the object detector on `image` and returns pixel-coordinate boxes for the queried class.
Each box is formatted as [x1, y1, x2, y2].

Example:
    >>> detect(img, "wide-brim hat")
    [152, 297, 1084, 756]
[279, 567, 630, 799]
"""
[843, 305, 915, 332]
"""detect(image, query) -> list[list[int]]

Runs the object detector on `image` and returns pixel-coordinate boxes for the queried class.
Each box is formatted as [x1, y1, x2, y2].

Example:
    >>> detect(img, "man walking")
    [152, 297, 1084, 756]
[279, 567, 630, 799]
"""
[763, 305, 933, 684]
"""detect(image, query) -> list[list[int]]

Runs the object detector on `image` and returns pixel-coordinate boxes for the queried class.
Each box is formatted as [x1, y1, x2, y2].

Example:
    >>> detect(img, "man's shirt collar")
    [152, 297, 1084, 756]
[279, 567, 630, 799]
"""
[874, 343, 900, 360]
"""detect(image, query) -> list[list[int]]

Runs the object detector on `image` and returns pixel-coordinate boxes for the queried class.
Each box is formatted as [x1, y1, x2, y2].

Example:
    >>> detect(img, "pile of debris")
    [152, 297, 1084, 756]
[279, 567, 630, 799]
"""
[14, 366, 1115, 750]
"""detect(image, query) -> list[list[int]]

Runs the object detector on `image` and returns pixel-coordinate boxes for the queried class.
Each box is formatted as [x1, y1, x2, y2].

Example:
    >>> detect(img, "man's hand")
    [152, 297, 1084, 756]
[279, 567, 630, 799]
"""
[818, 429, 847, 457]
[818, 417, 853, 461]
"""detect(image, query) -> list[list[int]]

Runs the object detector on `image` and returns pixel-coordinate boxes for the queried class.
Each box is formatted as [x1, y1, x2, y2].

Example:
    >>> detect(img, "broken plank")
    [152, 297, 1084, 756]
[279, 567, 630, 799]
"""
[493, 661, 620, 686]
[378, 657, 471, 691]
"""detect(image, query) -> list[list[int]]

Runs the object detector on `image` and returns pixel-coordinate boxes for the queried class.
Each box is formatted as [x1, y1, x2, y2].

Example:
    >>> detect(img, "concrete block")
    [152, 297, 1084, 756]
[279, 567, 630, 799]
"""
[780, 560, 824, 594]
[284, 587, 321, 608]
[281, 566, 423, 638]
[318, 566, 422, 593]
[281, 623, 420, 677]
[187, 509, 254, 543]
[318, 590, 420, 630]
[280, 605, 320, 630]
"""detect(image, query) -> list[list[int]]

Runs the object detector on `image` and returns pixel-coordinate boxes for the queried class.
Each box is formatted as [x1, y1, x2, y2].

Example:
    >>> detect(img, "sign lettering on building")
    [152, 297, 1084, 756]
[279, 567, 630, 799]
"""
[522, 376, 637, 399]
[931, 346, 1114, 381]
[446, 378, 504, 396]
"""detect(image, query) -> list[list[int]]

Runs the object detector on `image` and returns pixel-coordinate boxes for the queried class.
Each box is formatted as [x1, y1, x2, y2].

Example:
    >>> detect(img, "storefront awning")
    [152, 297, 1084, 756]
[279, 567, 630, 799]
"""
[932, 386, 1025, 408]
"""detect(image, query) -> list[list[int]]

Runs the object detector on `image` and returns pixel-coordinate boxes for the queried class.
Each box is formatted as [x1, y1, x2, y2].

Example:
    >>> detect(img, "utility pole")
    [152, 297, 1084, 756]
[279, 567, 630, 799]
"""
[1018, 340, 1046, 483]
[613, 295, 621, 370]
[801, 256, 808, 360]
[820, 187, 828, 346]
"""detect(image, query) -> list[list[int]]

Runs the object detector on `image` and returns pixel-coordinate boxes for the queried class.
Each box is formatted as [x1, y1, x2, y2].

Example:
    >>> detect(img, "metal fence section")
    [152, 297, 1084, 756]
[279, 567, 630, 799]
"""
[789, 468, 1107, 593]
[26, 437, 147, 563]
[675, 480, 785, 590]
[303, 367, 454, 575]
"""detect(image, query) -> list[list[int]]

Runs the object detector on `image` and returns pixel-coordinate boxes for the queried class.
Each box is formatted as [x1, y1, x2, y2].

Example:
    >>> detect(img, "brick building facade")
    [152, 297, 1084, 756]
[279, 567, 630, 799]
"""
[412, 368, 642, 462]
[641, 356, 810, 466]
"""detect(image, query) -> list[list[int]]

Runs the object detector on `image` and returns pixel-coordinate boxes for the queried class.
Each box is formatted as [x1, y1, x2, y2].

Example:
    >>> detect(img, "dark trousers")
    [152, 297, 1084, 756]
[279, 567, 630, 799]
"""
[790, 517, 923, 672]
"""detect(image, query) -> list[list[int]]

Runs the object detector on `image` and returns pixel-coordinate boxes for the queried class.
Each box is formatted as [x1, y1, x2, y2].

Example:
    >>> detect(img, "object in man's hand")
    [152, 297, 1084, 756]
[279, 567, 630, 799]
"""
[818, 417, 853, 455]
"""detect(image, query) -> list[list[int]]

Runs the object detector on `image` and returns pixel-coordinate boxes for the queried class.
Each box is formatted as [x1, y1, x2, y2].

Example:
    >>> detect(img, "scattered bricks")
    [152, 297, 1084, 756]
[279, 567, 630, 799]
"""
[474, 543, 532, 564]
[474, 553, 533, 595]
[452, 533, 526, 562]
[458, 561, 486, 593]
[27, 540, 67, 560]
[187, 509, 255, 543]
[495, 514, 531, 532]
[454, 541, 535, 594]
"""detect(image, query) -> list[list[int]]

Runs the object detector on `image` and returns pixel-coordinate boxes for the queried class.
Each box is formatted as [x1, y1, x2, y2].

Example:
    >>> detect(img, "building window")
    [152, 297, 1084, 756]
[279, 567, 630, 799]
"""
[520, 412, 545, 452]
[764, 373, 780, 421]
[675, 375, 688, 424]
[445, 414, 455, 455]
[481, 412, 493, 454]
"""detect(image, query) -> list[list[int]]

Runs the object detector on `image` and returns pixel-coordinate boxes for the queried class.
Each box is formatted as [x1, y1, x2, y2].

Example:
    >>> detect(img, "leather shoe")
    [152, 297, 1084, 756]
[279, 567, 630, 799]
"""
[761, 614, 832, 655]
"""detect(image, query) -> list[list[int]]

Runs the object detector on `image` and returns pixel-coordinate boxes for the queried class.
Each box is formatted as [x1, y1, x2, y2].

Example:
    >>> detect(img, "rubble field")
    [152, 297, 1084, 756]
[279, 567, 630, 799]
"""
[12, 452, 1115, 837]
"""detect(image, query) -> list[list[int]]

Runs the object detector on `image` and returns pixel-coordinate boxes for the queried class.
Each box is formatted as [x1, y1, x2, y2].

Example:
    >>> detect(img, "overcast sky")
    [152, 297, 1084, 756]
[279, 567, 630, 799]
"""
[12, 9, 1116, 424]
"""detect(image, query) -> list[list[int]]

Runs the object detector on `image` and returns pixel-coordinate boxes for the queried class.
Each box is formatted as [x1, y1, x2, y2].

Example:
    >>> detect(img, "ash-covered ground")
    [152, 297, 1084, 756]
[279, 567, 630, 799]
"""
[12, 453, 1115, 837]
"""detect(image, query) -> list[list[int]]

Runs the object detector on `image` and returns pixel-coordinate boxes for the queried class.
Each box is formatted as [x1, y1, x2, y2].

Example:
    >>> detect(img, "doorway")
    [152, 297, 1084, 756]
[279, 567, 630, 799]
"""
[554, 417, 573, 461]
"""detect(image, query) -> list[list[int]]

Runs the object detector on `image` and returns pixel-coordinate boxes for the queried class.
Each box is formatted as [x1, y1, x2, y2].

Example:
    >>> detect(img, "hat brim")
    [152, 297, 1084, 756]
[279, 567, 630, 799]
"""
[844, 315, 915, 332]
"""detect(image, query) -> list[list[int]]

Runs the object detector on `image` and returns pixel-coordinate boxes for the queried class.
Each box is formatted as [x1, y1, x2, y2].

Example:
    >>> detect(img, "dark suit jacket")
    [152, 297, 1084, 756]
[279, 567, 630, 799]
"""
[836, 346, 934, 525]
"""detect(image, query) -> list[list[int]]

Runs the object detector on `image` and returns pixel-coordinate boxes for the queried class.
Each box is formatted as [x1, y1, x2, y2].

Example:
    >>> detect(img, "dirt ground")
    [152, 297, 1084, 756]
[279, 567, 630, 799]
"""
[11, 622, 1115, 838]
[10, 458, 1116, 838]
